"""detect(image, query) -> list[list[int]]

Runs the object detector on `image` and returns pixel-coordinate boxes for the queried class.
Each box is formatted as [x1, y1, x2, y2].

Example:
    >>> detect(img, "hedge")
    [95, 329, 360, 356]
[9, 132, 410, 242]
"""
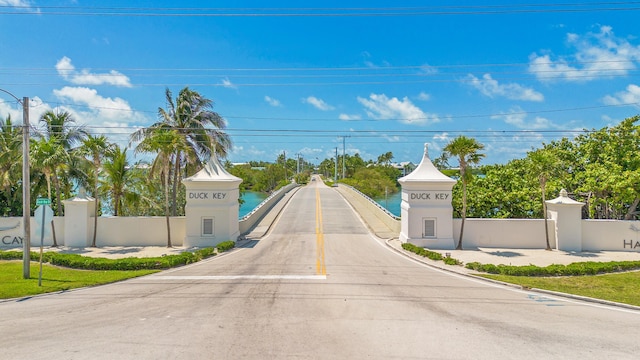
[401, 242, 443, 261]
[465, 260, 640, 276]
[0, 247, 219, 271]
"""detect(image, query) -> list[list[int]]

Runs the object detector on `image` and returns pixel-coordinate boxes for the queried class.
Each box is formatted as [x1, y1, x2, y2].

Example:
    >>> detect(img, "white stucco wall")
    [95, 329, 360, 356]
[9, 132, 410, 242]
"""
[452, 218, 555, 249]
[582, 220, 640, 252]
[0, 216, 64, 249]
[96, 217, 186, 247]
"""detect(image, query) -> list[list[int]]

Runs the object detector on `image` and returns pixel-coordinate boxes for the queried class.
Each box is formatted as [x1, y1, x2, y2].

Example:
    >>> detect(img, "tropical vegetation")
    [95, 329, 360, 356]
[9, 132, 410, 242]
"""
[0, 89, 638, 242]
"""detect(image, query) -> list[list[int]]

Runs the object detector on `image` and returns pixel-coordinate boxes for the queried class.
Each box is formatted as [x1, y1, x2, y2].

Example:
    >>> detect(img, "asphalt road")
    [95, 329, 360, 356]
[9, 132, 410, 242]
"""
[1, 179, 639, 359]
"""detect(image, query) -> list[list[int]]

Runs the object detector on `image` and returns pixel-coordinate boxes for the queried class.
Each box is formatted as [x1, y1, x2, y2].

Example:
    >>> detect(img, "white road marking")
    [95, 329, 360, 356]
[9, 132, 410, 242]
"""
[150, 275, 327, 280]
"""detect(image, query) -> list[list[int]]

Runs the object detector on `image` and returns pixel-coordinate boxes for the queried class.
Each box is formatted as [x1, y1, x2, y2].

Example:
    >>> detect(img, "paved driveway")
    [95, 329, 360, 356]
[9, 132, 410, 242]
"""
[1, 180, 639, 359]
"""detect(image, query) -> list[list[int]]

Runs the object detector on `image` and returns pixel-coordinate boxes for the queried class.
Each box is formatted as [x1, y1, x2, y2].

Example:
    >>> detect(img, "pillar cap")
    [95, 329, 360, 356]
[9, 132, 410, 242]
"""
[546, 189, 585, 206]
[398, 143, 456, 184]
[182, 155, 242, 184]
[63, 187, 95, 203]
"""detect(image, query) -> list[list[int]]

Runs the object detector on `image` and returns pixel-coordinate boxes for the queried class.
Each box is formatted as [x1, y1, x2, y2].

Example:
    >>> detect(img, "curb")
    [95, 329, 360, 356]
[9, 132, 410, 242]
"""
[384, 239, 640, 311]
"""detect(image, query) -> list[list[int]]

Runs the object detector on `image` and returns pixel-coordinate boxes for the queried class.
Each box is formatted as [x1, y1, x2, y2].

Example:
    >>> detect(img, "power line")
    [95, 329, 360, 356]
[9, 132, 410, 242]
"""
[3, 2, 640, 16]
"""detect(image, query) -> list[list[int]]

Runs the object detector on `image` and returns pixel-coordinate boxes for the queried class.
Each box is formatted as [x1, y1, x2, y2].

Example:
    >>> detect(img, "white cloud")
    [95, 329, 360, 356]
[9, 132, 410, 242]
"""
[466, 73, 544, 101]
[419, 64, 438, 75]
[51, 86, 149, 141]
[338, 113, 361, 121]
[357, 93, 439, 125]
[382, 134, 401, 142]
[264, 96, 282, 107]
[491, 107, 556, 129]
[220, 77, 237, 89]
[529, 25, 640, 82]
[0, 0, 33, 7]
[603, 84, 640, 108]
[433, 132, 449, 141]
[303, 96, 334, 111]
[55, 56, 132, 87]
[417, 92, 431, 101]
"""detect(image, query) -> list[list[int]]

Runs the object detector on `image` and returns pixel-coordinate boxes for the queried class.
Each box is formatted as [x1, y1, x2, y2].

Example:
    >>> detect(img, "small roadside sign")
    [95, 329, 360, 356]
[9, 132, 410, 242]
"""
[36, 198, 51, 206]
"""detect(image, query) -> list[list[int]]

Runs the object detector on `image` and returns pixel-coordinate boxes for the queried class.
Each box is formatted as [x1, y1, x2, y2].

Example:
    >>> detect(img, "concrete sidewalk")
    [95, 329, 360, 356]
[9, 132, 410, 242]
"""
[386, 238, 640, 268]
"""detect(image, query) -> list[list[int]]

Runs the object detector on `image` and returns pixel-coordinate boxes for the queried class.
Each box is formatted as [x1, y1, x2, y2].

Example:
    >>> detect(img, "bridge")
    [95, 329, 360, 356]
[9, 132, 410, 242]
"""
[1, 176, 639, 359]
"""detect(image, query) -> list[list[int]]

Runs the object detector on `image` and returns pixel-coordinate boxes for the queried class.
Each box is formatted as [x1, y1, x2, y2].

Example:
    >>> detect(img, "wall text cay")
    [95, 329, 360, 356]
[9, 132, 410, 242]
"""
[2, 236, 23, 245]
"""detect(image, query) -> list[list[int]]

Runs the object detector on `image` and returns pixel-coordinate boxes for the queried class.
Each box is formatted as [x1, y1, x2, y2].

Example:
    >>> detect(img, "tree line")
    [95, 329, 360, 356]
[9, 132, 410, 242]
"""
[1, 85, 638, 247]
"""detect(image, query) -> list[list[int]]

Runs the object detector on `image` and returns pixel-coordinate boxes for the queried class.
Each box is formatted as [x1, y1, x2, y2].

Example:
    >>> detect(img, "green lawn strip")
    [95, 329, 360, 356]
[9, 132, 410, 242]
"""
[0, 261, 157, 299]
[0, 243, 237, 299]
[478, 271, 640, 307]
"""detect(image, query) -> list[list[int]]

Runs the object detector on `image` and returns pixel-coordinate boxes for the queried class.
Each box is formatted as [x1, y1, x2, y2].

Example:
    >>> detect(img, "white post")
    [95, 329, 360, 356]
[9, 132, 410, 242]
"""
[546, 189, 585, 252]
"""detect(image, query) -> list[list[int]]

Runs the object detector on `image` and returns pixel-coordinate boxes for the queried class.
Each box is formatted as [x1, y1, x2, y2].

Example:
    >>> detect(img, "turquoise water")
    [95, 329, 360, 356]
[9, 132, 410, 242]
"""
[239, 191, 268, 218]
[374, 191, 401, 217]
[240, 189, 401, 219]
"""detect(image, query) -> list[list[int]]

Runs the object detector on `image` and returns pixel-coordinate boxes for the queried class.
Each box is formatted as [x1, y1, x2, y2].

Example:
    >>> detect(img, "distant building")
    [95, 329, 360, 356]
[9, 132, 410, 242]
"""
[391, 162, 417, 177]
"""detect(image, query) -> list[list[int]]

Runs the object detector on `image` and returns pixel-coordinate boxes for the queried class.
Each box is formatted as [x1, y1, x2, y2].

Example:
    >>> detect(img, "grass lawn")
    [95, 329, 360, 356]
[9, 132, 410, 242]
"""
[479, 271, 640, 307]
[0, 261, 157, 300]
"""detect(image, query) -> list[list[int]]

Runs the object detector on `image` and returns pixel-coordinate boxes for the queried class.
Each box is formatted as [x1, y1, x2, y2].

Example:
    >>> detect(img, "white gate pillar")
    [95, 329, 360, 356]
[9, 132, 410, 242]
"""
[182, 155, 242, 248]
[398, 144, 456, 249]
[62, 188, 95, 247]
[546, 189, 585, 252]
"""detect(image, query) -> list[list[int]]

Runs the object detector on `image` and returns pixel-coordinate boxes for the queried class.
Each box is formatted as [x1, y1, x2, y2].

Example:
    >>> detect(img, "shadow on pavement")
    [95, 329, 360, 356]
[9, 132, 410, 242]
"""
[485, 250, 525, 258]
[237, 240, 259, 248]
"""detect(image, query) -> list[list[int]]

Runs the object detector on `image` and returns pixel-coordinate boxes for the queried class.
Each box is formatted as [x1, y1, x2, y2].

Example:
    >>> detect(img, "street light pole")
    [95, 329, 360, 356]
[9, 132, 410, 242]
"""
[0, 89, 31, 279]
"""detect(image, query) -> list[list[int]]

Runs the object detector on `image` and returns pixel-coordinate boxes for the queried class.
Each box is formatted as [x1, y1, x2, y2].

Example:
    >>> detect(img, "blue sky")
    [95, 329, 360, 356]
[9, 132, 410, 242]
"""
[1, 1, 639, 167]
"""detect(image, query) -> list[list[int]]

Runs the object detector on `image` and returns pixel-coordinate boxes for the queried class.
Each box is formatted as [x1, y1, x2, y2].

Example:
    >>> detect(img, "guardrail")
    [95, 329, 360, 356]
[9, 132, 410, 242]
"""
[239, 183, 299, 234]
[338, 183, 400, 220]
[239, 183, 297, 221]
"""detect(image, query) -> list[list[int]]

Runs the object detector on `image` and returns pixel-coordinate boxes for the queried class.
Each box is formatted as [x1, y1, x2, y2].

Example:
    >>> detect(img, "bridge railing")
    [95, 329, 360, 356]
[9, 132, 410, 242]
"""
[239, 183, 299, 234]
[338, 183, 400, 221]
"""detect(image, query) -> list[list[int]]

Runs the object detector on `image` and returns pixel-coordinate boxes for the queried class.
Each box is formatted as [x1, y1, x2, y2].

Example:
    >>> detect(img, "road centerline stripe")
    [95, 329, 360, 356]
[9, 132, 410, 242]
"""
[315, 187, 327, 275]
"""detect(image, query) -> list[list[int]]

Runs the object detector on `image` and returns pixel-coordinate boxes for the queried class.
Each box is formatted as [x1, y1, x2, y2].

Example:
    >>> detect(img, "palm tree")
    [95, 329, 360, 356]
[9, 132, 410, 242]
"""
[36, 110, 87, 215]
[444, 136, 485, 250]
[130, 87, 232, 216]
[528, 148, 563, 251]
[30, 138, 71, 247]
[77, 135, 113, 247]
[0, 115, 23, 215]
[135, 129, 188, 247]
[102, 145, 135, 216]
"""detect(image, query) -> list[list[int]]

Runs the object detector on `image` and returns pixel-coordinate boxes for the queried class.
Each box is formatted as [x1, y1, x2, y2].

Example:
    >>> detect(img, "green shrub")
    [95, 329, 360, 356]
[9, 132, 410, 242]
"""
[402, 243, 454, 263]
[443, 257, 462, 266]
[216, 241, 236, 253]
[0, 251, 22, 260]
[1, 247, 218, 271]
[464, 260, 640, 276]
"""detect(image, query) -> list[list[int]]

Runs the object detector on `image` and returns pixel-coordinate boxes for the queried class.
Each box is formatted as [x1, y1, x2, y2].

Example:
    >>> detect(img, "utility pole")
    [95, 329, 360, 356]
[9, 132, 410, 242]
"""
[1, 89, 31, 279]
[283, 150, 287, 181]
[334, 147, 338, 183]
[338, 135, 350, 179]
[22, 97, 30, 279]
[295, 153, 301, 174]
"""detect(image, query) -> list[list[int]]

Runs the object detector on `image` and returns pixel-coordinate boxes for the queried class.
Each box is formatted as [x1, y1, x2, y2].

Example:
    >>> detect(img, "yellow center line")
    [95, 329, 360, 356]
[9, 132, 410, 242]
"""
[315, 187, 327, 275]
